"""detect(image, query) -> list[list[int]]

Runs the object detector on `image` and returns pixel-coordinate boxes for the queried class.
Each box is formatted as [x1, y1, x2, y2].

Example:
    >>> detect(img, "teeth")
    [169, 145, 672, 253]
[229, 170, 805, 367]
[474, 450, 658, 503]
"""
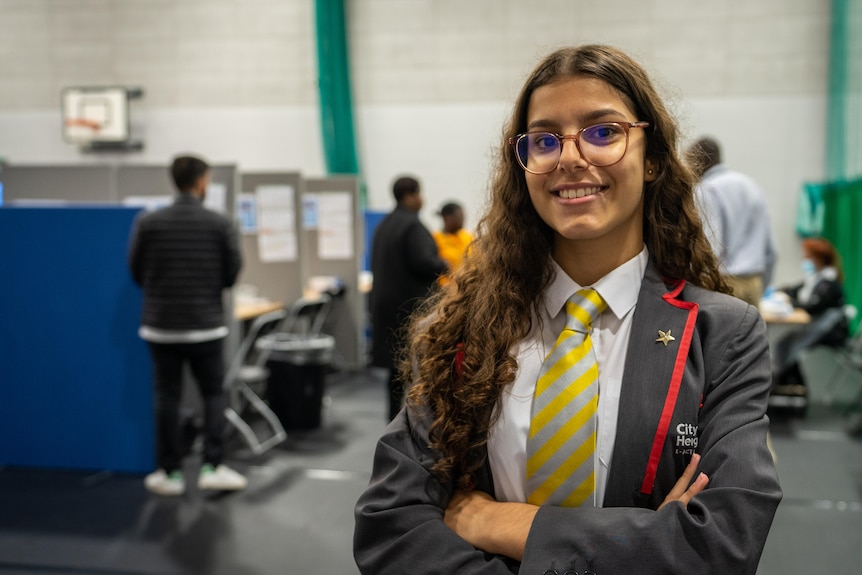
[558, 187, 601, 199]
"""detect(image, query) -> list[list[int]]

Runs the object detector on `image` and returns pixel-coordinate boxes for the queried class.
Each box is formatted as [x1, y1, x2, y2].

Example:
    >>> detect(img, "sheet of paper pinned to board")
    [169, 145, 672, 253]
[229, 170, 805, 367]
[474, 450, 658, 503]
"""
[302, 193, 319, 230]
[317, 192, 353, 260]
[204, 182, 227, 213]
[237, 192, 257, 234]
[256, 185, 297, 262]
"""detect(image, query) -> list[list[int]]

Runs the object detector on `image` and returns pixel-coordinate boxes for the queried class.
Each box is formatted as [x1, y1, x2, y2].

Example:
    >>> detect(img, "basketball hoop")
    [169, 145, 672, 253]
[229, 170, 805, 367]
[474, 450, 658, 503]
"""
[61, 86, 144, 151]
[65, 118, 103, 132]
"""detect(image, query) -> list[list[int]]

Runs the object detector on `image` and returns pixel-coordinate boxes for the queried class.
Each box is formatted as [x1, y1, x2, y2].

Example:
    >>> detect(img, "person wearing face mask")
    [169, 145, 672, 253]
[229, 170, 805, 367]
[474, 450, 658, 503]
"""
[771, 237, 849, 399]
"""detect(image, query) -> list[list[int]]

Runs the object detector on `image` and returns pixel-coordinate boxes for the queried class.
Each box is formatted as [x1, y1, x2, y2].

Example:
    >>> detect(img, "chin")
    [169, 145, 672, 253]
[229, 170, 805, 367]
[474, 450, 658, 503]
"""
[551, 221, 605, 240]
[554, 231, 604, 244]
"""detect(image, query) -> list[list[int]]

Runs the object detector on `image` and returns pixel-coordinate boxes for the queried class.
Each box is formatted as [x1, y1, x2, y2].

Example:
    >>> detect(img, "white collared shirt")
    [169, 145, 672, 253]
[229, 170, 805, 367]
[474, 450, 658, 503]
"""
[487, 246, 648, 507]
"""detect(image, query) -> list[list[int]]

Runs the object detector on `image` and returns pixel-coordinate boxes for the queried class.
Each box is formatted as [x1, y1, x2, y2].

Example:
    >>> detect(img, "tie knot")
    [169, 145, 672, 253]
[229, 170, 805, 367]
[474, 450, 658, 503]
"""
[564, 288, 607, 333]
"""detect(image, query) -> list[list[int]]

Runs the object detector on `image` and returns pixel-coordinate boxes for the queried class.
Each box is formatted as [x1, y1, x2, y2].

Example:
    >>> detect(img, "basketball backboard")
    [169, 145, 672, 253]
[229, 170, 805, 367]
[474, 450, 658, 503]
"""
[62, 86, 131, 145]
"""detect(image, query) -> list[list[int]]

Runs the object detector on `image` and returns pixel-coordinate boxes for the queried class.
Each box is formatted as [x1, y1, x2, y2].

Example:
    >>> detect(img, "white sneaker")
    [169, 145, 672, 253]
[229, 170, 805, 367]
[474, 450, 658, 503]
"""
[144, 469, 185, 496]
[197, 464, 248, 491]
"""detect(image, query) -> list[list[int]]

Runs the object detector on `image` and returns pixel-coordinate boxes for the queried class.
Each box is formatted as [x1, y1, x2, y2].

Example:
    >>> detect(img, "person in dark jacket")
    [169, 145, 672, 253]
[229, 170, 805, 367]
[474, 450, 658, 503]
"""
[369, 175, 447, 420]
[773, 237, 849, 396]
[128, 155, 246, 496]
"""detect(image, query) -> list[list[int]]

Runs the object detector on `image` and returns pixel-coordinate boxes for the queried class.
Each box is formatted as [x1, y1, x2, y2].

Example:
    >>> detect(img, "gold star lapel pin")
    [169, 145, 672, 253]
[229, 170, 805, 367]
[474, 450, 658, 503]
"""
[656, 329, 676, 347]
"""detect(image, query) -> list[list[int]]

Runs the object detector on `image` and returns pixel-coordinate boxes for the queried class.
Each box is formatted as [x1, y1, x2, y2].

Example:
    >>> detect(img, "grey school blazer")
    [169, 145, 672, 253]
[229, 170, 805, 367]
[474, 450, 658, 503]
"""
[354, 262, 782, 575]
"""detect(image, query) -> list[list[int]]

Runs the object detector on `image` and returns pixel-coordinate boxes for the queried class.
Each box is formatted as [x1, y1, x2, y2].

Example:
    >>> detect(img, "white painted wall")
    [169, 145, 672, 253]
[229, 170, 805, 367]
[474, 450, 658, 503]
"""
[0, 0, 832, 286]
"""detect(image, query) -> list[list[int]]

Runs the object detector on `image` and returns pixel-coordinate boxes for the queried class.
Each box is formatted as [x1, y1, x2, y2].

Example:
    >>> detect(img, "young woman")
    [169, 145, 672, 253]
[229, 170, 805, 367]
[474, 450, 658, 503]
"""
[354, 45, 781, 575]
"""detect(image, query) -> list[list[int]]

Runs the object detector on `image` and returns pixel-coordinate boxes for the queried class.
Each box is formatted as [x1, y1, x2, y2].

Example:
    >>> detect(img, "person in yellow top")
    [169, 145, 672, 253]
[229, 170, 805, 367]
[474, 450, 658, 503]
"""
[433, 202, 474, 286]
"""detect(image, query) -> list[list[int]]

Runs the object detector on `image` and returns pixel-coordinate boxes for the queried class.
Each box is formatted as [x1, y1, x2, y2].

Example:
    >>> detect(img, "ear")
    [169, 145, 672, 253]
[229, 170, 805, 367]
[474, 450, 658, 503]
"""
[195, 174, 211, 197]
[644, 158, 659, 182]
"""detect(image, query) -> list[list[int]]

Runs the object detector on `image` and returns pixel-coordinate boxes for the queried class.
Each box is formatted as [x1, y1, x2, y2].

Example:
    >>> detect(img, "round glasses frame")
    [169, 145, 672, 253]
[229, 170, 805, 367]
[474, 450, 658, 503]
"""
[509, 121, 650, 174]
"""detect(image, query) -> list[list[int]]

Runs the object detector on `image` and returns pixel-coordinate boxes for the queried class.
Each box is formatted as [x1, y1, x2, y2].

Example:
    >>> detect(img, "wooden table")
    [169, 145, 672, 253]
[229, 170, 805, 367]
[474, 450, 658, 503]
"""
[759, 307, 811, 325]
[759, 306, 810, 364]
[235, 300, 284, 321]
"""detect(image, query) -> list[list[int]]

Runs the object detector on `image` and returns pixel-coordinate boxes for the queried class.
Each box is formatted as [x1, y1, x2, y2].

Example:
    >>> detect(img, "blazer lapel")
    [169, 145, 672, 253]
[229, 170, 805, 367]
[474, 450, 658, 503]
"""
[603, 262, 695, 507]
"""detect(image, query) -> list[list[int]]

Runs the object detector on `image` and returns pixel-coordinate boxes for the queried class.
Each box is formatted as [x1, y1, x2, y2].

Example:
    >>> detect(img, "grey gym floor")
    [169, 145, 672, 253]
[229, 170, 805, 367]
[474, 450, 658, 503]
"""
[1, 354, 860, 575]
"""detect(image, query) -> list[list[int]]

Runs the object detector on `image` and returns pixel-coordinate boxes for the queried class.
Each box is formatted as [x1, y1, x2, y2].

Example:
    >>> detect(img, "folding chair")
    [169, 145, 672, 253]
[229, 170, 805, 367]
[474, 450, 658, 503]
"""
[280, 293, 333, 336]
[223, 309, 289, 455]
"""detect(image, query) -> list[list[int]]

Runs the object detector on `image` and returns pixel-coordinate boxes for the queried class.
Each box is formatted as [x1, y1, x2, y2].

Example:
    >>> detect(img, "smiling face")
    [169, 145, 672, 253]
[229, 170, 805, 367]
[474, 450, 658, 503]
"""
[524, 74, 656, 274]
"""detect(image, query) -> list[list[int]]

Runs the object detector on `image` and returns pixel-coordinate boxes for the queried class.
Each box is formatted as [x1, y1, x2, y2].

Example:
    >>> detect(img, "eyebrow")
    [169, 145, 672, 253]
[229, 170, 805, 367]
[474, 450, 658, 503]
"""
[526, 107, 631, 131]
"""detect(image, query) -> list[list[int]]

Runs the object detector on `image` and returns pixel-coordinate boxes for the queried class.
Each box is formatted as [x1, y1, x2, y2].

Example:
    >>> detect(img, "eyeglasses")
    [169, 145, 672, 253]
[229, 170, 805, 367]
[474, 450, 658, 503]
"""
[509, 121, 650, 174]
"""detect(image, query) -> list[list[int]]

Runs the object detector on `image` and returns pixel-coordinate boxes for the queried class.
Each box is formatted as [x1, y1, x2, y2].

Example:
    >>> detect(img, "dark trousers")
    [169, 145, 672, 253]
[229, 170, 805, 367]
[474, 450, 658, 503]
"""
[148, 339, 227, 473]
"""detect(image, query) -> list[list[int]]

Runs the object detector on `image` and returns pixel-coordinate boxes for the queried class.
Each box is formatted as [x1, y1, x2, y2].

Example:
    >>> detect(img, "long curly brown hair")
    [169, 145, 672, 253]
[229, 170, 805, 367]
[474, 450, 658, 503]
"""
[402, 45, 729, 489]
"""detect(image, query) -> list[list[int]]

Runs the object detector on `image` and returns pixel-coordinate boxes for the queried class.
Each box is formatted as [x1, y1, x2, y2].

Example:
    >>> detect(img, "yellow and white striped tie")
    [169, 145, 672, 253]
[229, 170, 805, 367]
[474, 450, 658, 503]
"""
[526, 288, 607, 507]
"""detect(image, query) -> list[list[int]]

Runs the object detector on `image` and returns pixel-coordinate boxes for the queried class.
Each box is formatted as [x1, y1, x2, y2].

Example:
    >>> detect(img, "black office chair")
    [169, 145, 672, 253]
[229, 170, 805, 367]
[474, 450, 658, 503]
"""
[223, 309, 289, 455]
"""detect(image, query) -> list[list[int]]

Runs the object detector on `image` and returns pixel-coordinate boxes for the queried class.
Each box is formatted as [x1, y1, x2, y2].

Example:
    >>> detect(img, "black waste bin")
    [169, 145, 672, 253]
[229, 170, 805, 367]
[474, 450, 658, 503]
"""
[256, 333, 335, 430]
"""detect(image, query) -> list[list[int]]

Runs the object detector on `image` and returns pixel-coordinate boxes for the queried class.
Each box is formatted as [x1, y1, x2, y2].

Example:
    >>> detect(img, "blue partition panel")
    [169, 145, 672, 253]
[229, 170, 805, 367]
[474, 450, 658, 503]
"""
[363, 210, 387, 271]
[0, 206, 153, 473]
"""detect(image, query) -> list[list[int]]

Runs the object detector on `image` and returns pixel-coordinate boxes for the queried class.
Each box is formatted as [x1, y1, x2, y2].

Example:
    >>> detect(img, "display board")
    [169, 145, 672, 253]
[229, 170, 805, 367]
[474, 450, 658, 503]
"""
[237, 172, 306, 308]
[0, 163, 238, 209]
[0, 162, 242, 358]
[0, 206, 153, 472]
[303, 176, 365, 368]
[0, 165, 114, 203]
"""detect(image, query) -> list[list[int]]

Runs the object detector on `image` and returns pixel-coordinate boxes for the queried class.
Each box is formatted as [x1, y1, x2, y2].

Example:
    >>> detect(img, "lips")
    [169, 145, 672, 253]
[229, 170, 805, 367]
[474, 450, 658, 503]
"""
[555, 186, 605, 199]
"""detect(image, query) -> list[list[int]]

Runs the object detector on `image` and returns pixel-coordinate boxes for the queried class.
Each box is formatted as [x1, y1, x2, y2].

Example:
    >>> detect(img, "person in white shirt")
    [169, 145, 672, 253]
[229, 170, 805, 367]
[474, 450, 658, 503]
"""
[689, 136, 778, 306]
[354, 44, 781, 575]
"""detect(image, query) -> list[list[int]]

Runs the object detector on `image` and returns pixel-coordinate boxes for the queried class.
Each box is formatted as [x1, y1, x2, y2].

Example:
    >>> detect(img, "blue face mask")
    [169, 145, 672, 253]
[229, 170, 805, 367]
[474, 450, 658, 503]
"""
[801, 258, 817, 276]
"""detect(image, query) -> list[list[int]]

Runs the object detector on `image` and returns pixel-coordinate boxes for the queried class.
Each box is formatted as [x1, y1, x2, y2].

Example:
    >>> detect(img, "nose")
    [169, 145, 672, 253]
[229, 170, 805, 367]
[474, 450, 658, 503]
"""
[558, 136, 590, 171]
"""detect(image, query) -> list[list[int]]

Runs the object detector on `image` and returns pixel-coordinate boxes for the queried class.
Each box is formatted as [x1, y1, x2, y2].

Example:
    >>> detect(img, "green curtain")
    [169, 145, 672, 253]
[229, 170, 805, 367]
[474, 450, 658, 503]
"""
[821, 179, 862, 334]
[800, 0, 862, 334]
[796, 183, 826, 237]
[827, 0, 862, 181]
[314, 0, 365, 205]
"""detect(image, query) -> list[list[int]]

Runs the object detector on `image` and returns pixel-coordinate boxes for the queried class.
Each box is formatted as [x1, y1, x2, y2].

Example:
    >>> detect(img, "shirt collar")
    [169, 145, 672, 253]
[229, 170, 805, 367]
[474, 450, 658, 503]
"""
[702, 164, 728, 179]
[819, 266, 838, 281]
[176, 192, 202, 204]
[544, 246, 649, 321]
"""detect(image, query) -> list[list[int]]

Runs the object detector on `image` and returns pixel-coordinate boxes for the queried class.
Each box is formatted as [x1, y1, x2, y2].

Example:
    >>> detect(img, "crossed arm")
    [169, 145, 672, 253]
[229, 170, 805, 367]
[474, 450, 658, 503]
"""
[356, 359, 779, 574]
[443, 454, 709, 561]
[352, 400, 762, 575]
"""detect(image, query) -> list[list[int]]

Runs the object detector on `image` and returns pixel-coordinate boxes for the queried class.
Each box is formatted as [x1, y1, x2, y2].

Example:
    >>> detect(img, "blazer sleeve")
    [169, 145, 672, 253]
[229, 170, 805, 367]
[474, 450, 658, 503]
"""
[520, 304, 781, 575]
[354, 406, 518, 575]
